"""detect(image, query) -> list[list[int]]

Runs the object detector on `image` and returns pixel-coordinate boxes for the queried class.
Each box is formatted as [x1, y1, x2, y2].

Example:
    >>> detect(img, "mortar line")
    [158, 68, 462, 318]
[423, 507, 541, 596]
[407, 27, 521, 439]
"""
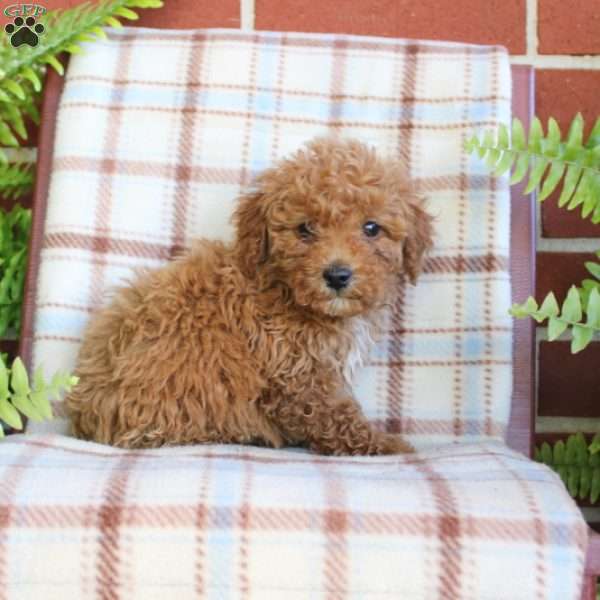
[240, 0, 255, 31]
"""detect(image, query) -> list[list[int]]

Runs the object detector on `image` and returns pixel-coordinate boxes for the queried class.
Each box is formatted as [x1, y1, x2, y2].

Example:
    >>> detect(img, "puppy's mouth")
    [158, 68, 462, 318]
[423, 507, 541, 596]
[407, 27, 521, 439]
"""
[319, 286, 370, 317]
[287, 274, 374, 318]
[324, 296, 363, 317]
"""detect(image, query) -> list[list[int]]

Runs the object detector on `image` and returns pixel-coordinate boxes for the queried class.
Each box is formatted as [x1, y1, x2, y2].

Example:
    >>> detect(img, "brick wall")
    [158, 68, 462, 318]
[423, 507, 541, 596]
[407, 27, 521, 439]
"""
[3, 0, 599, 433]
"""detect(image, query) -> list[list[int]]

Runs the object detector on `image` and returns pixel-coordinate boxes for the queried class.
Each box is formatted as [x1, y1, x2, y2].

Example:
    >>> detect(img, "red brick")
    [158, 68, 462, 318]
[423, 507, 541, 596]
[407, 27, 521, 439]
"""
[538, 341, 600, 418]
[536, 70, 600, 143]
[134, 0, 239, 29]
[2, 0, 239, 28]
[542, 197, 600, 238]
[536, 252, 599, 303]
[538, 0, 600, 55]
[256, 0, 526, 54]
[536, 70, 600, 238]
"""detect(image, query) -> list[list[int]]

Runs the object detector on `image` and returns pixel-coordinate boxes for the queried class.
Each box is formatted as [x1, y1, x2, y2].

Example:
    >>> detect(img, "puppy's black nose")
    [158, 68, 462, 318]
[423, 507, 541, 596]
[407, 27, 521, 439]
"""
[323, 265, 353, 290]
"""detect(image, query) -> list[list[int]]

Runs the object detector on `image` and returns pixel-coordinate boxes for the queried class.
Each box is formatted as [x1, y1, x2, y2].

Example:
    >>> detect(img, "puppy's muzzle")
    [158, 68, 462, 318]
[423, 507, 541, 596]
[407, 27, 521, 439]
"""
[323, 264, 353, 291]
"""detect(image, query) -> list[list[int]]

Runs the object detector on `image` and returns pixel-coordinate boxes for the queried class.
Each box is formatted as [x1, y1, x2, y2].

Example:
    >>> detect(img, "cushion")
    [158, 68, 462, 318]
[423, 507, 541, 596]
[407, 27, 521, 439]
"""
[0, 434, 586, 600]
[29, 28, 513, 446]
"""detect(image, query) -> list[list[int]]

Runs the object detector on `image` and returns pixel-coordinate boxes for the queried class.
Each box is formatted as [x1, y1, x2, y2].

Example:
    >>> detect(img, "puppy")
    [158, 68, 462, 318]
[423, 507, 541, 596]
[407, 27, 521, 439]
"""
[65, 138, 434, 455]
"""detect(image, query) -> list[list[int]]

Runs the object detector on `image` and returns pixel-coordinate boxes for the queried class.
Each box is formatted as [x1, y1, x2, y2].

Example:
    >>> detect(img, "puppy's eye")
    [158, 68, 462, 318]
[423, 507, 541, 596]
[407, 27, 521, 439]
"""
[363, 221, 381, 238]
[297, 222, 315, 239]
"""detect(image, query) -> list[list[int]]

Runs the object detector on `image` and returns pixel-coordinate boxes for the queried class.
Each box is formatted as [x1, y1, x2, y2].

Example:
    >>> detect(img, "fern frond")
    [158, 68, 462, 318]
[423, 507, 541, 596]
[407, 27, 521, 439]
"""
[0, 0, 163, 148]
[0, 162, 34, 198]
[0, 356, 78, 436]
[467, 113, 600, 225]
[510, 284, 600, 353]
[0, 203, 31, 338]
[0, 0, 162, 80]
[535, 433, 600, 502]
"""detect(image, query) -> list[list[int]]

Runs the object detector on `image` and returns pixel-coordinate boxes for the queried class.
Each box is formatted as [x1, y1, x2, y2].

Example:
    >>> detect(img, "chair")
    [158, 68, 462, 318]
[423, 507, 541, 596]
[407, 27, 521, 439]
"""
[2, 26, 592, 599]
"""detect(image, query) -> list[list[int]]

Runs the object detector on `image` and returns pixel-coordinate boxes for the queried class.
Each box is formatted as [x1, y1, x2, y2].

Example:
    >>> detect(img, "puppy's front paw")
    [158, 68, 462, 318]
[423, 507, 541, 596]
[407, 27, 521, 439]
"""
[375, 433, 415, 455]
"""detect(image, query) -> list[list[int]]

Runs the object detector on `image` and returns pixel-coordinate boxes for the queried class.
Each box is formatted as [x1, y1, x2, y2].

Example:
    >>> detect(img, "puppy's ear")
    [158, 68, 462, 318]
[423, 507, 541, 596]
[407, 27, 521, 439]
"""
[233, 191, 270, 278]
[402, 195, 434, 284]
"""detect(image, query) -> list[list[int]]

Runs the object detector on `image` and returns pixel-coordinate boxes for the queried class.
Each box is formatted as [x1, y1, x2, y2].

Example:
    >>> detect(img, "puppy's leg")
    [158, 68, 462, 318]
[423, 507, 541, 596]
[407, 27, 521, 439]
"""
[272, 389, 413, 456]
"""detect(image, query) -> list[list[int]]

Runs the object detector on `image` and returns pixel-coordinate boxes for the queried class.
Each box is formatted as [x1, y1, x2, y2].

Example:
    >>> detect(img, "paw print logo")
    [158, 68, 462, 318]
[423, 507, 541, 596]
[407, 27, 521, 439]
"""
[4, 15, 45, 48]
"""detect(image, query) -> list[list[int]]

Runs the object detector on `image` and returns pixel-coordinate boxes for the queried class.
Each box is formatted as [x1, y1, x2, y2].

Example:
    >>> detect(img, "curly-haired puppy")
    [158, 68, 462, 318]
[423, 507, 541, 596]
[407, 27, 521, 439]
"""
[66, 138, 434, 455]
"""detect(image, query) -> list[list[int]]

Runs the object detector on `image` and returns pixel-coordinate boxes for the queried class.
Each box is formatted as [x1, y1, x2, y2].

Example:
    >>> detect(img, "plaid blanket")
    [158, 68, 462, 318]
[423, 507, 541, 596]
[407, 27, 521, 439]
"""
[30, 28, 513, 447]
[0, 434, 587, 600]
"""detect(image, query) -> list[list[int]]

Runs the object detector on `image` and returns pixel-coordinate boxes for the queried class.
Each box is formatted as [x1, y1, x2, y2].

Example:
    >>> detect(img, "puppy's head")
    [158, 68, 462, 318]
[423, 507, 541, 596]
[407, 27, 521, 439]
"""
[233, 137, 434, 318]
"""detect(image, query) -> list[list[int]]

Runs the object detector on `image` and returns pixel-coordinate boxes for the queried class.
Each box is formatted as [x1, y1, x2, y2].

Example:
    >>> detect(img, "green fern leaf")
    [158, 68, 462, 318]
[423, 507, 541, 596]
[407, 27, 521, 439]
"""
[2, 103, 28, 140]
[572, 324, 593, 353]
[587, 116, 600, 148]
[562, 286, 583, 322]
[478, 130, 494, 159]
[0, 122, 19, 147]
[66, 44, 85, 55]
[493, 150, 515, 177]
[104, 15, 123, 28]
[566, 112, 584, 151]
[539, 161, 566, 201]
[0, 163, 34, 199]
[43, 55, 65, 75]
[524, 157, 549, 195]
[580, 279, 600, 309]
[510, 152, 530, 185]
[497, 123, 509, 149]
[554, 439, 566, 463]
[558, 165, 583, 207]
[511, 118, 526, 151]
[484, 148, 501, 170]
[581, 174, 600, 218]
[541, 442, 553, 465]
[575, 432, 589, 463]
[115, 6, 139, 19]
[568, 465, 580, 497]
[544, 117, 561, 157]
[548, 316, 568, 340]
[127, 0, 163, 6]
[20, 67, 42, 93]
[585, 287, 600, 328]
[3, 81, 26, 101]
[528, 117, 544, 153]
[590, 433, 600, 456]
[585, 261, 600, 280]
[465, 135, 478, 154]
[509, 296, 538, 319]
[568, 169, 592, 210]
[538, 292, 560, 320]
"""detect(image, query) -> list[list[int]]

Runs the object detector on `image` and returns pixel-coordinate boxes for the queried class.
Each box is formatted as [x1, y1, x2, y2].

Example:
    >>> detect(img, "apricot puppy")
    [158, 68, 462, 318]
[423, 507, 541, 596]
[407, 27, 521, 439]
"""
[66, 138, 434, 455]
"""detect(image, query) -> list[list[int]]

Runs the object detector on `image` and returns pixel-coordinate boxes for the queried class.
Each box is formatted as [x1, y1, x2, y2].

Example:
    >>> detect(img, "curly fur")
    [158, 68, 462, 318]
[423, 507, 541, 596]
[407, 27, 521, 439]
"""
[65, 138, 434, 455]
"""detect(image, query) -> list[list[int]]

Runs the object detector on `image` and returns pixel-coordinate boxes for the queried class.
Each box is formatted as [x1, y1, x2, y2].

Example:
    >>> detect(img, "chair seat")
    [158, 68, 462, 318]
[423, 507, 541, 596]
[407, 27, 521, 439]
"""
[0, 434, 586, 599]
